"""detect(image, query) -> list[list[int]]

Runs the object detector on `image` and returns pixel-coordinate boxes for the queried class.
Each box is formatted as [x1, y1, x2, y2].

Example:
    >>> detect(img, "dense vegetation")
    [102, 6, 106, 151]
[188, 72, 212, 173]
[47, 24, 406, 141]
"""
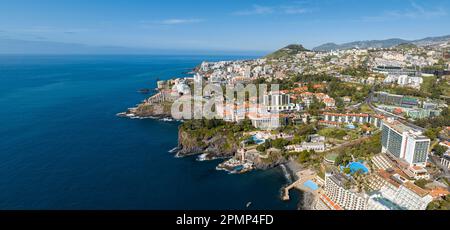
[334, 133, 382, 166]
[180, 119, 254, 151]
[265, 44, 309, 59]
[427, 195, 450, 210]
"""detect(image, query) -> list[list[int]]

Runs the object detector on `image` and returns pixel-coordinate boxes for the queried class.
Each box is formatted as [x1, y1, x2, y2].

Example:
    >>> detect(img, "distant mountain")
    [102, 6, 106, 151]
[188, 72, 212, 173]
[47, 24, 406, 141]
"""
[313, 35, 450, 51]
[412, 35, 450, 46]
[265, 44, 309, 59]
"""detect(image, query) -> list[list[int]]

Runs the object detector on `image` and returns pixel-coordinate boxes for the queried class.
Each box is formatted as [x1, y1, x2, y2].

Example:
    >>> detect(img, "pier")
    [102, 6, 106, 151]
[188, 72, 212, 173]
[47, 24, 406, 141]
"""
[281, 169, 321, 201]
[282, 180, 302, 201]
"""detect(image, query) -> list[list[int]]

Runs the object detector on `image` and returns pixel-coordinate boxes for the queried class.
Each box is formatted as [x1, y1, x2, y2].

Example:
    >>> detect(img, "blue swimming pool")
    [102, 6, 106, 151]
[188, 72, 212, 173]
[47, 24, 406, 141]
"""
[347, 162, 369, 174]
[251, 135, 266, 145]
[303, 180, 319, 191]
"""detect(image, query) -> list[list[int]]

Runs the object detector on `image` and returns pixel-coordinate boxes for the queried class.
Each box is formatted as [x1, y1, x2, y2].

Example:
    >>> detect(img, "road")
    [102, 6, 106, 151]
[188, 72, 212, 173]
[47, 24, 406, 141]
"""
[366, 84, 425, 132]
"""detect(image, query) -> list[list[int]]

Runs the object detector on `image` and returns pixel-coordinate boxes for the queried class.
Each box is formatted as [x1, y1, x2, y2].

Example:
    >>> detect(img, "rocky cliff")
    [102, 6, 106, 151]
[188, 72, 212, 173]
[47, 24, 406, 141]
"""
[177, 128, 239, 158]
[132, 101, 173, 118]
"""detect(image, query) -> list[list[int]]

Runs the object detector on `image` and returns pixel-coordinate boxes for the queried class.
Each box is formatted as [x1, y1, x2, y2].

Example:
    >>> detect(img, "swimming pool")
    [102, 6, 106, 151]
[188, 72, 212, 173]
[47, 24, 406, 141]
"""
[251, 135, 266, 145]
[347, 162, 369, 174]
[303, 180, 319, 191]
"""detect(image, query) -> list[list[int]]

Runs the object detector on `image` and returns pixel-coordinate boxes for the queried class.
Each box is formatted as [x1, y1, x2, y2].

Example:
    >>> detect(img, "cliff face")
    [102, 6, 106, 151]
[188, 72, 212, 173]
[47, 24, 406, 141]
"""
[133, 102, 173, 118]
[177, 128, 239, 158]
[245, 151, 288, 170]
[252, 157, 288, 170]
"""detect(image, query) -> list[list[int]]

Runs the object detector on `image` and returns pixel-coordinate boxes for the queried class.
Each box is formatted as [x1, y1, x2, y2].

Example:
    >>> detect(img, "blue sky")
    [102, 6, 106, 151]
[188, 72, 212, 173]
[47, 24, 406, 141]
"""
[0, 0, 449, 53]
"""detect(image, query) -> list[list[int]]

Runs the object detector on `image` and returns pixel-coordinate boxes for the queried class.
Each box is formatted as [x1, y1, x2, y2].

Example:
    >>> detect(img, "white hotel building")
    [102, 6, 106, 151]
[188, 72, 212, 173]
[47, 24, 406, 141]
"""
[263, 92, 301, 113]
[321, 173, 368, 210]
[322, 112, 384, 128]
[366, 170, 433, 210]
[319, 171, 433, 210]
[381, 120, 430, 167]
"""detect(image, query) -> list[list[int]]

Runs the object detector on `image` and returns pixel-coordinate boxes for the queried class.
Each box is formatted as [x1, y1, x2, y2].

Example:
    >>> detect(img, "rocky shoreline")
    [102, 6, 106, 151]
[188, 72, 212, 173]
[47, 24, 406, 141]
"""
[283, 160, 314, 210]
[119, 92, 305, 208]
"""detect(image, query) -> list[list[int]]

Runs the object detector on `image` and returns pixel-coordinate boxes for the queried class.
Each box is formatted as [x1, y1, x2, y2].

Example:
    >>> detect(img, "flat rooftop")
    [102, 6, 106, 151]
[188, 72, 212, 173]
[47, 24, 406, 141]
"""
[384, 120, 427, 140]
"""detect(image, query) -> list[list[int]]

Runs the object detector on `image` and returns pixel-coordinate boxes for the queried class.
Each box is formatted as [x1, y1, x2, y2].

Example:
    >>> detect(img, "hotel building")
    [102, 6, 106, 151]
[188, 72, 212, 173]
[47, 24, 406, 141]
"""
[381, 120, 430, 167]
[322, 112, 385, 128]
[366, 169, 433, 210]
[321, 173, 368, 210]
[263, 92, 300, 112]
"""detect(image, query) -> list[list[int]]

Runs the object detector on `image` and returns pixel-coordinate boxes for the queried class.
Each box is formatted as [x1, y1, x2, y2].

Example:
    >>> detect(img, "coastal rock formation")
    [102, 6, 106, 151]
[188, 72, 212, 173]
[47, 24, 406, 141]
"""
[132, 101, 173, 118]
[249, 153, 288, 170]
[177, 128, 239, 158]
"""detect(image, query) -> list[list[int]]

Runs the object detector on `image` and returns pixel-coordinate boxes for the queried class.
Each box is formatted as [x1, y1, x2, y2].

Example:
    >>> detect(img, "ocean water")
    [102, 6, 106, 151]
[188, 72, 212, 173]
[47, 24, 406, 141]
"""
[0, 55, 300, 210]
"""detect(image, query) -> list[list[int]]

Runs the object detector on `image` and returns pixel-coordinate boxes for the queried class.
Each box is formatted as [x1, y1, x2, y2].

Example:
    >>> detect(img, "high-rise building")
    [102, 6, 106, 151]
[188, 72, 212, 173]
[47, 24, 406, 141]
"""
[381, 120, 430, 167]
[322, 173, 368, 210]
[263, 92, 300, 112]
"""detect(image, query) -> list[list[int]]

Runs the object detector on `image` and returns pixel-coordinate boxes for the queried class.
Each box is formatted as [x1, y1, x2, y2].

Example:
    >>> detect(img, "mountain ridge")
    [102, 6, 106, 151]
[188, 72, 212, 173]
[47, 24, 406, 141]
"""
[313, 35, 450, 51]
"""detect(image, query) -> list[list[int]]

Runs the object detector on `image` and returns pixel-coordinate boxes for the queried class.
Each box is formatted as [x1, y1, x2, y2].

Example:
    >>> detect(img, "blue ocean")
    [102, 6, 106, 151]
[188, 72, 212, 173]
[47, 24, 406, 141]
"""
[0, 55, 300, 210]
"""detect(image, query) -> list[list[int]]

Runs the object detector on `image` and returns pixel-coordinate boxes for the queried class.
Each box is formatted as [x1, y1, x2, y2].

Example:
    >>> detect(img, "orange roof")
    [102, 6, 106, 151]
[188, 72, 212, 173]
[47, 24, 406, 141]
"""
[323, 112, 369, 117]
[376, 170, 402, 188]
[430, 187, 450, 198]
[314, 93, 327, 99]
[319, 120, 340, 125]
[301, 92, 314, 96]
[320, 194, 343, 210]
[393, 108, 403, 114]
[293, 86, 308, 92]
[313, 84, 325, 89]
[404, 182, 429, 197]
[372, 114, 385, 119]
[323, 98, 335, 103]
[412, 166, 426, 171]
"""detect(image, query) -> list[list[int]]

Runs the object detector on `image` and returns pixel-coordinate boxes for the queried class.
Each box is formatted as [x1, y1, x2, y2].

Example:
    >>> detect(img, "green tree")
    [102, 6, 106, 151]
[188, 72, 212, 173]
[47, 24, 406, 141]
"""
[272, 138, 290, 149]
[343, 167, 351, 174]
[424, 128, 439, 141]
[433, 145, 449, 157]
[427, 195, 450, 210]
[298, 150, 311, 163]
[414, 179, 429, 189]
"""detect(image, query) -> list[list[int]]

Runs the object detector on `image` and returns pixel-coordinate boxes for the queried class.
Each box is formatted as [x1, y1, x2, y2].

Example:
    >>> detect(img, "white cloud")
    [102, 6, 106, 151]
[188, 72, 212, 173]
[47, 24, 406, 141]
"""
[158, 19, 204, 25]
[363, 2, 447, 22]
[233, 5, 274, 16]
[141, 18, 204, 26]
[233, 3, 310, 16]
[281, 6, 308, 15]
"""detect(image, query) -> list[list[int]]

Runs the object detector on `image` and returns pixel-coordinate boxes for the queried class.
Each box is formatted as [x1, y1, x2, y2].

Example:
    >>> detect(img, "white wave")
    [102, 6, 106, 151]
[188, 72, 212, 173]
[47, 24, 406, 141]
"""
[168, 147, 179, 153]
[280, 164, 293, 184]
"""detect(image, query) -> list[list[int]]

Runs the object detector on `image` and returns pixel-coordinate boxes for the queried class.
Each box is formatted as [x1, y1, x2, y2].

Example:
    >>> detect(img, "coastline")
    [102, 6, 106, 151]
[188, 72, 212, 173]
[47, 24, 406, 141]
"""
[118, 97, 305, 210]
